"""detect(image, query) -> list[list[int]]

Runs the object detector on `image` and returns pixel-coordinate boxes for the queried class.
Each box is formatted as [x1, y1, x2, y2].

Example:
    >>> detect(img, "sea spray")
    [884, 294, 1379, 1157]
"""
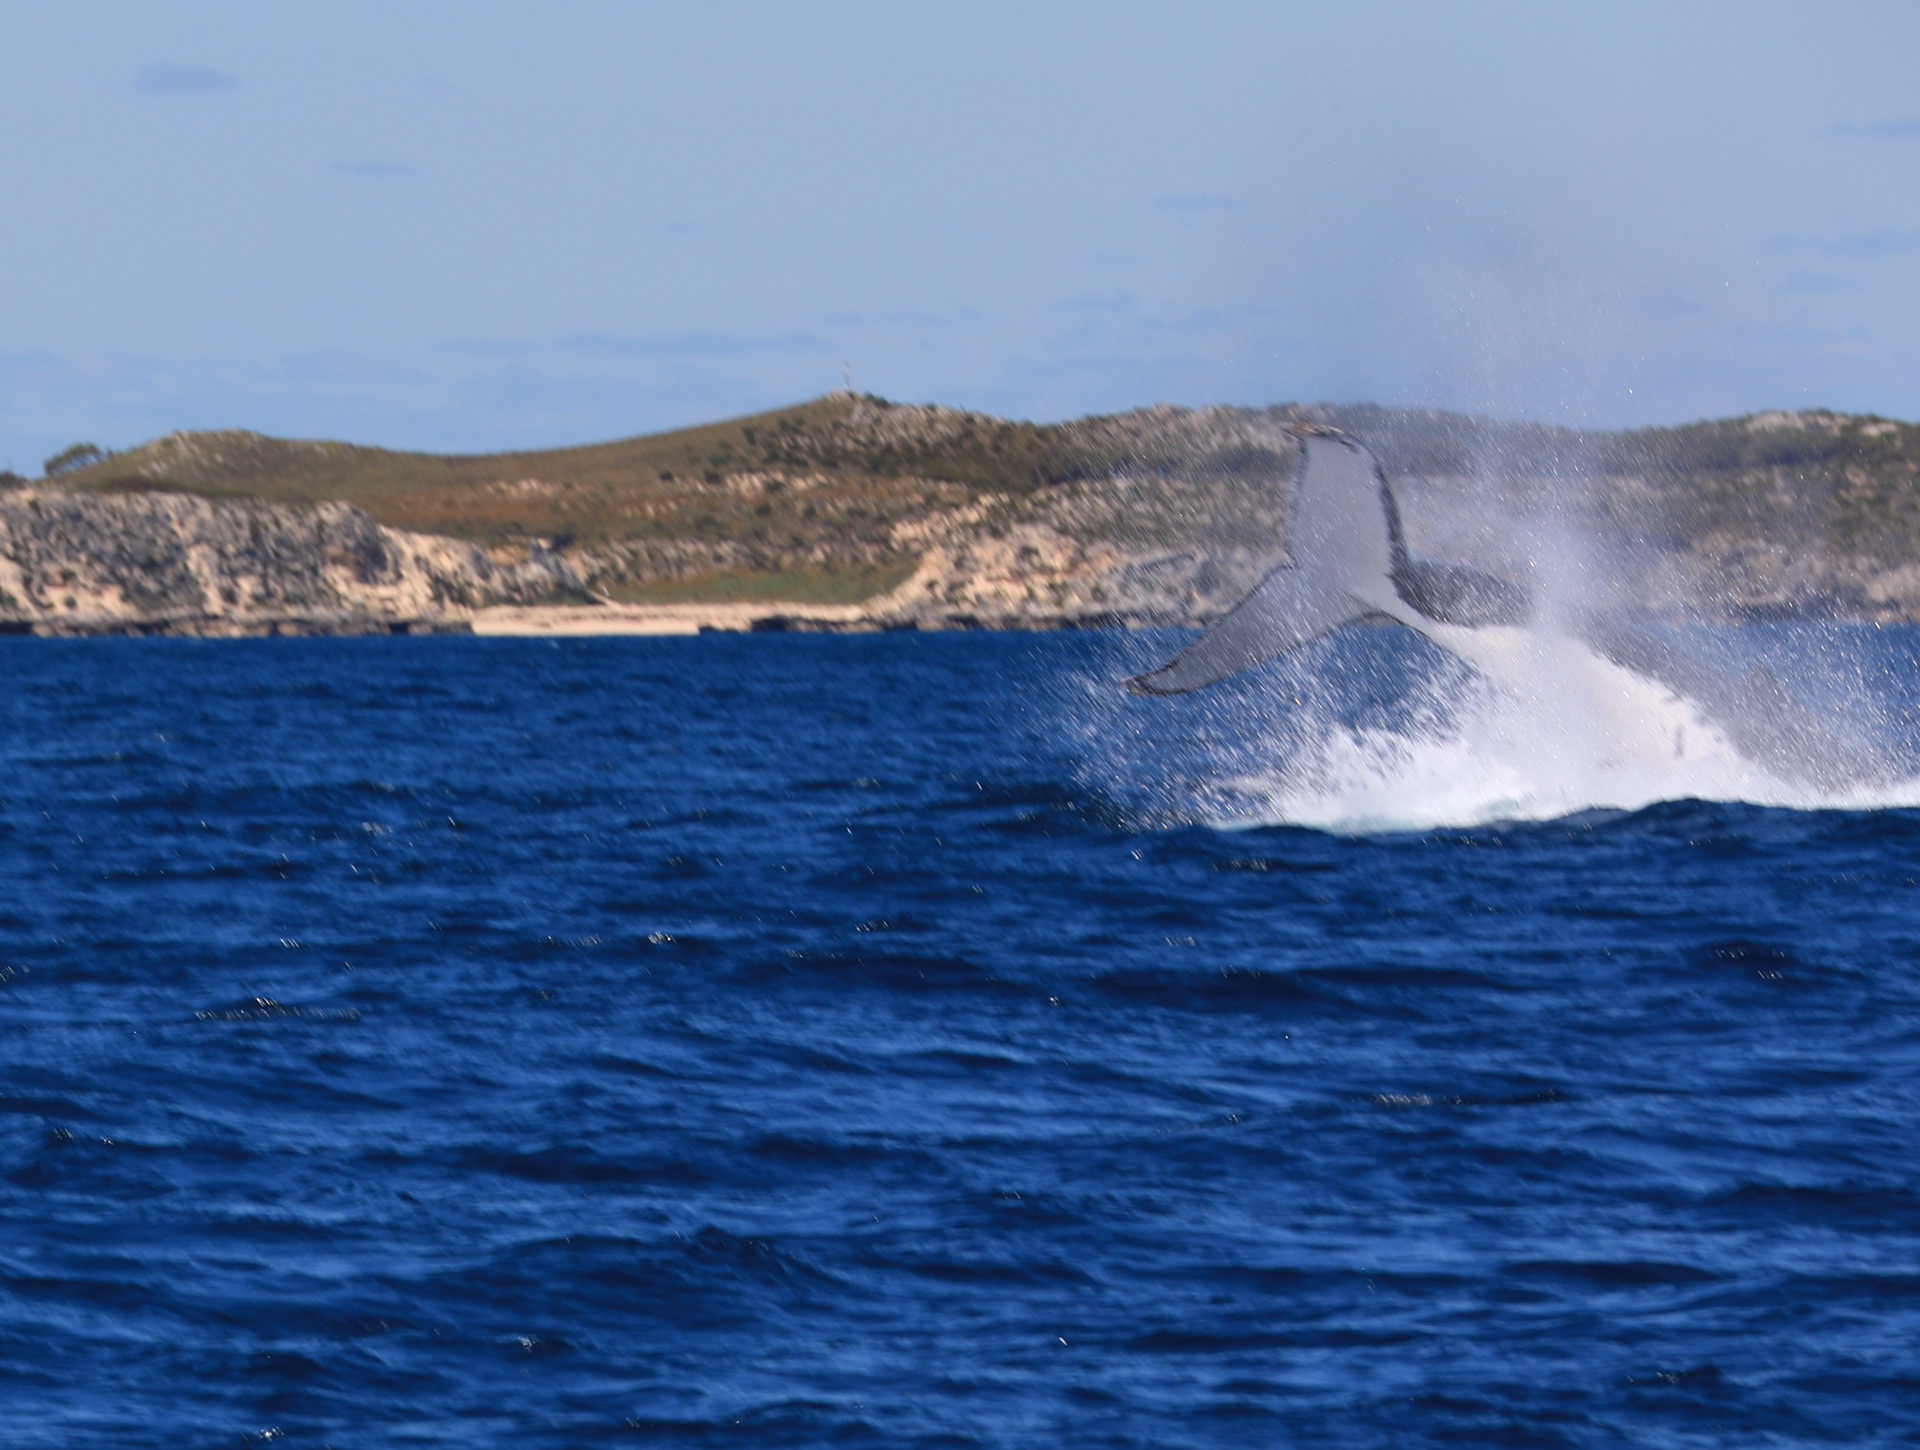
[1079, 622, 1920, 834]
[1070, 413, 1920, 832]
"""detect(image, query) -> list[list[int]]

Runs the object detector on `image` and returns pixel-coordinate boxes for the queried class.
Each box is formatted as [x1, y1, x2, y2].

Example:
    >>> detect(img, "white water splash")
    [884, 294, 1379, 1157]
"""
[1223, 634, 1914, 832]
[1075, 625, 1920, 835]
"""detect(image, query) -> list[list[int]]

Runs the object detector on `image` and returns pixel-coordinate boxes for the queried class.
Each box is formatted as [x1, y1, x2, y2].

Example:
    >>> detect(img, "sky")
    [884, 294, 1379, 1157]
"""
[1, 1, 1918, 469]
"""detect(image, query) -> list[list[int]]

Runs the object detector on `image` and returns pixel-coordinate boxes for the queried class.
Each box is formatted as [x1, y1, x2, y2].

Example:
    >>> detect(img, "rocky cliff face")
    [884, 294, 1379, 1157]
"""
[864, 465, 1290, 629]
[0, 490, 578, 635]
[11, 402, 1920, 635]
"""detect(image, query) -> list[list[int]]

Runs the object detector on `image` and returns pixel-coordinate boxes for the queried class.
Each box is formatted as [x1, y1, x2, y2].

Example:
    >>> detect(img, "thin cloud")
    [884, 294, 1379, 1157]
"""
[1057, 292, 1135, 315]
[816, 307, 984, 328]
[1831, 231, 1920, 258]
[134, 62, 239, 95]
[1153, 195, 1245, 214]
[558, 331, 830, 359]
[1780, 270, 1859, 296]
[436, 339, 538, 357]
[1765, 229, 1920, 260]
[1828, 119, 1920, 139]
[334, 161, 417, 178]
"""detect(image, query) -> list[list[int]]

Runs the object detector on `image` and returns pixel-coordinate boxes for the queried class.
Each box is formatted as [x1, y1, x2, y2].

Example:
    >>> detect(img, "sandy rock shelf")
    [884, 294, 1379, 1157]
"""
[470, 602, 879, 637]
[467, 601, 1165, 637]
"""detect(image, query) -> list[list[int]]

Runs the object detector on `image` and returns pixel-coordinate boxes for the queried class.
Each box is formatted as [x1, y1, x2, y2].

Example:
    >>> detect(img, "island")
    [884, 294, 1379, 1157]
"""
[2, 395, 1916, 636]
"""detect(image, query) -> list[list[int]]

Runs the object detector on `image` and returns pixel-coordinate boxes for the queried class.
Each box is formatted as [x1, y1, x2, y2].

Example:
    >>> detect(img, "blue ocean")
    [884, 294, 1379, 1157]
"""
[5, 629, 1920, 1447]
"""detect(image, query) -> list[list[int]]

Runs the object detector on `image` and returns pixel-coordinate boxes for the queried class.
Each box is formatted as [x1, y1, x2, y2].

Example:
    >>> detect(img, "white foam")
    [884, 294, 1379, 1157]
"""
[1077, 627, 1920, 835]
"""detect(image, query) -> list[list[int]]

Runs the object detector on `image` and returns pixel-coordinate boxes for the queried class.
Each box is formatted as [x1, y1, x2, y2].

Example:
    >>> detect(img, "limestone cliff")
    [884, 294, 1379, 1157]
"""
[0, 489, 577, 635]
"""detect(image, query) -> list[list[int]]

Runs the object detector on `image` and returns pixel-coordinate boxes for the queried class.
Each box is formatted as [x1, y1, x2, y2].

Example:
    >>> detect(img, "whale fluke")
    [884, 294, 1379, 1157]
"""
[1126, 428, 1890, 790]
[1126, 572, 1393, 696]
[1127, 430, 1529, 695]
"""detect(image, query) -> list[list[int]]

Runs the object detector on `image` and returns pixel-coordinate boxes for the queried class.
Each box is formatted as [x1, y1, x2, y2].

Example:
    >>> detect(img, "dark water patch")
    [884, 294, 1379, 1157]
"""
[1504, 1258, 1719, 1290]
[746, 1132, 928, 1171]
[861, 1250, 1098, 1289]
[1209, 854, 1340, 875]
[1690, 937, 1802, 973]
[794, 775, 896, 794]
[1126, 1324, 1421, 1354]
[755, 948, 1028, 997]
[433, 1228, 844, 1330]
[904, 1047, 1032, 1074]
[1089, 965, 1322, 1011]
[453, 1143, 714, 1188]
[0, 1096, 94, 1119]
[8, 1136, 185, 1196]
[1089, 960, 1508, 1021]
[1811, 806, 1920, 846]
[590, 1052, 681, 1080]
[1700, 1178, 1920, 1229]
[1603, 797, 1767, 848]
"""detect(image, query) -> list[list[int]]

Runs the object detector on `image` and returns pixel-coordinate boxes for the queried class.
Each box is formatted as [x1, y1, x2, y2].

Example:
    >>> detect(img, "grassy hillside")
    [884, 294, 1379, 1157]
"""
[48, 396, 1920, 602]
[1597, 412, 1920, 563]
[57, 394, 1089, 543]
[52, 393, 1317, 599]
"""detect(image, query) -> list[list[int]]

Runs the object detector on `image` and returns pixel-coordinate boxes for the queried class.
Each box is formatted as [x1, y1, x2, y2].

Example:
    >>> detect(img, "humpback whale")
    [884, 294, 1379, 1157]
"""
[1127, 427, 1887, 792]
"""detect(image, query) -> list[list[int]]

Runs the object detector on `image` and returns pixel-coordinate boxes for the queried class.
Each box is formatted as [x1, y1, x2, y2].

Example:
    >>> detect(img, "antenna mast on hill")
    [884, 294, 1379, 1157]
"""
[843, 361, 851, 395]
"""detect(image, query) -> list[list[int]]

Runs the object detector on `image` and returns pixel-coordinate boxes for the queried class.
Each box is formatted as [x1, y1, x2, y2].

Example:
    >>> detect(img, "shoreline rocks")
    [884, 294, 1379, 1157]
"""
[0, 489, 577, 637]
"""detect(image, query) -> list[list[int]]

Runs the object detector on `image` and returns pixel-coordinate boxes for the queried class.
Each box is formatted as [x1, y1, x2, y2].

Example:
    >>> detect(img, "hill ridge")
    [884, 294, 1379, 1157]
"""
[3, 395, 1917, 633]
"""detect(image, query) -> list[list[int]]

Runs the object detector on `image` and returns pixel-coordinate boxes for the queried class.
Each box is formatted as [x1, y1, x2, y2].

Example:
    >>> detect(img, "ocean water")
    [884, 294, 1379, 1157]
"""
[5, 629, 1920, 1447]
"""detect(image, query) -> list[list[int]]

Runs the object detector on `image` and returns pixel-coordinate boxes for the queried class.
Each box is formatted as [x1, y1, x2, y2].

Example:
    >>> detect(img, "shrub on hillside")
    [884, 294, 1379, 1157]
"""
[44, 442, 108, 477]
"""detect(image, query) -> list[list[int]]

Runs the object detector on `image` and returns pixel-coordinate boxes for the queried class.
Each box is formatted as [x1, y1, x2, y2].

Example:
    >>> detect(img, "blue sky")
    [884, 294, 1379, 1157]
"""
[2, 2, 1917, 468]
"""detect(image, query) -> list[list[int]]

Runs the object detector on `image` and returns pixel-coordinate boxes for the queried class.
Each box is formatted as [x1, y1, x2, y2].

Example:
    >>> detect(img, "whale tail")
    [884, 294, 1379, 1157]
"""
[1122, 431, 1887, 790]
[1124, 570, 1396, 696]
[1126, 432, 1406, 696]
[1127, 430, 1535, 697]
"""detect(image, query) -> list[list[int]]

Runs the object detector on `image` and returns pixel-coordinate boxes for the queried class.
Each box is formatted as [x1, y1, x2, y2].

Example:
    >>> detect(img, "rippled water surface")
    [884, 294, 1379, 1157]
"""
[5, 632, 1920, 1447]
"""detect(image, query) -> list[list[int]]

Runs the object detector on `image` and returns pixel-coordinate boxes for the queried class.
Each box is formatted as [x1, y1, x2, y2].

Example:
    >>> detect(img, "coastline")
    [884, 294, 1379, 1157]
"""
[3, 597, 1903, 639]
[12, 402, 1920, 636]
[0, 600, 1171, 638]
[470, 601, 880, 636]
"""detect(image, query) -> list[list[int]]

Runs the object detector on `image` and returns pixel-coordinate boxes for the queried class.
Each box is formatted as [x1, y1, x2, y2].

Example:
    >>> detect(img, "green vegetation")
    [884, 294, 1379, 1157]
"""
[60, 395, 1070, 536]
[51, 394, 1126, 599]
[47, 394, 1920, 600]
[44, 442, 109, 477]
[1595, 413, 1920, 563]
[56, 397, 996, 586]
